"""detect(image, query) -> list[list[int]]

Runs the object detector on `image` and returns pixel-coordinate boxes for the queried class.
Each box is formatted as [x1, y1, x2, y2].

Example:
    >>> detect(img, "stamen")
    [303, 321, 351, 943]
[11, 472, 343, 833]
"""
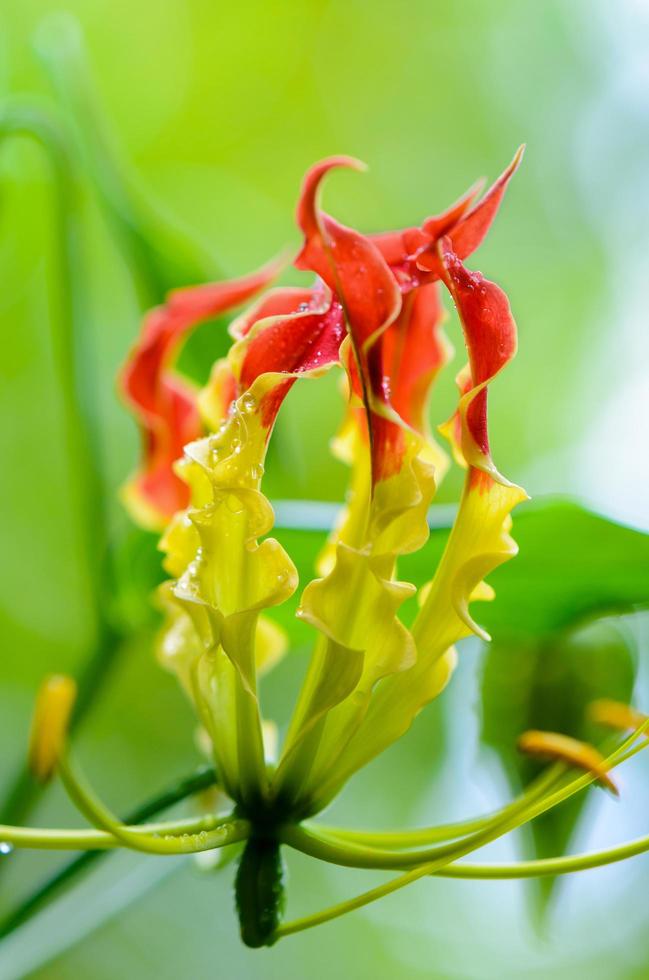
[28, 675, 77, 782]
[517, 730, 618, 795]
[588, 699, 648, 734]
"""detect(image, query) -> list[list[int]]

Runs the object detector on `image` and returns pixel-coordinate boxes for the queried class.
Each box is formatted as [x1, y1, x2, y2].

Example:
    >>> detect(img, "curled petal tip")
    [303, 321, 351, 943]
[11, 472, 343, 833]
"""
[314, 154, 367, 173]
[297, 155, 367, 236]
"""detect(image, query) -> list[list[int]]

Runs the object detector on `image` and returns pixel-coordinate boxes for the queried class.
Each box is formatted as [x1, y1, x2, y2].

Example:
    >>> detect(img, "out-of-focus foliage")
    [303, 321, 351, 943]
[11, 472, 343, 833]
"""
[483, 619, 636, 911]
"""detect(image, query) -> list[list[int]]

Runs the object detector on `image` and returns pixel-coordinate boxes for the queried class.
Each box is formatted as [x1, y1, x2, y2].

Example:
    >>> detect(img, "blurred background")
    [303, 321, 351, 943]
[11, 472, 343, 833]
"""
[1, 0, 648, 977]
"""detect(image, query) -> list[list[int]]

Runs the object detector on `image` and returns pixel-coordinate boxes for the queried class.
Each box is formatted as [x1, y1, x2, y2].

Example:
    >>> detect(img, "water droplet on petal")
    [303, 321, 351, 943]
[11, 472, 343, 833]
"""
[241, 392, 257, 413]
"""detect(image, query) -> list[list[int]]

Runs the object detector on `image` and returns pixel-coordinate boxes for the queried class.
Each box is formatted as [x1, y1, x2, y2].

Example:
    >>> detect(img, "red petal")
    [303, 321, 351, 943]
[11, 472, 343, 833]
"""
[131, 375, 201, 521]
[121, 262, 280, 525]
[231, 286, 315, 339]
[420, 177, 486, 242]
[240, 297, 346, 428]
[369, 180, 483, 271]
[381, 282, 448, 434]
[295, 158, 404, 483]
[439, 238, 517, 461]
[122, 261, 281, 417]
[417, 147, 524, 274]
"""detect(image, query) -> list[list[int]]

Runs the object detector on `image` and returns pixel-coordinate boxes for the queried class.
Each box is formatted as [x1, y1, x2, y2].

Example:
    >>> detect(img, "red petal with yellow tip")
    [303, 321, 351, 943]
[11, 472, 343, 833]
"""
[121, 262, 279, 528]
[239, 297, 346, 428]
[230, 286, 315, 340]
[437, 238, 517, 472]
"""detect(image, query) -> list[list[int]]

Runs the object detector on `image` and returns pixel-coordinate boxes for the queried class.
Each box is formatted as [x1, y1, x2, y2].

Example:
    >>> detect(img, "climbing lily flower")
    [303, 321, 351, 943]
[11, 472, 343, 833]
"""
[7, 151, 649, 951]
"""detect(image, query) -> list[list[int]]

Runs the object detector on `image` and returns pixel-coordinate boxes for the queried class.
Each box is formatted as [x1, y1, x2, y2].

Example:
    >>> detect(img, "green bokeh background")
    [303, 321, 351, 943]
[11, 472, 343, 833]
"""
[1, 1, 648, 977]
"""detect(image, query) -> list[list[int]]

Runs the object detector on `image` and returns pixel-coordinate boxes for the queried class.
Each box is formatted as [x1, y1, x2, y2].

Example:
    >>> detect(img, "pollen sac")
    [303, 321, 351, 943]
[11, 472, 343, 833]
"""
[587, 699, 649, 735]
[518, 729, 618, 795]
[28, 674, 77, 782]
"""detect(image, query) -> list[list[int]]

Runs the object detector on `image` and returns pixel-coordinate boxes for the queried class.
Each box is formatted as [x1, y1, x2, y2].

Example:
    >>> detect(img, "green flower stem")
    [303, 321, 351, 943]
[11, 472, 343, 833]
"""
[0, 765, 219, 938]
[276, 819, 649, 940]
[57, 751, 250, 855]
[281, 771, 563, 870]
[284, 726, 647, 872]
[310, 765, 565, 849]
[0, 813, 232, 852]
[431, 833, 649, 878]
[275, 725, 649, 938]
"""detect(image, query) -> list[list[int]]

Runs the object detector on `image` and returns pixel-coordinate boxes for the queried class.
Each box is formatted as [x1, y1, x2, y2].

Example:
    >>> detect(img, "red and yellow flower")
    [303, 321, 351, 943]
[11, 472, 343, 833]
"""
[118, 149, 526, 815]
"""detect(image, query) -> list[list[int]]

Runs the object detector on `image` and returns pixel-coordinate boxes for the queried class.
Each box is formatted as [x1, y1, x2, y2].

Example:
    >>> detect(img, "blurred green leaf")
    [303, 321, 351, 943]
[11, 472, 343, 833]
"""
[33, 12, 215, 305]
[472, 499, 649, 913]
[479, 500, 649, 640]
[482, 619, 636, 913]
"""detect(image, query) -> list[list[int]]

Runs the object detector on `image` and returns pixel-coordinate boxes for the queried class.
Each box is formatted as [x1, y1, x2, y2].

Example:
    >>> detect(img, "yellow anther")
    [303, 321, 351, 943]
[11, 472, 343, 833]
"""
[518, 729, 618, 796]
[28, 674, 77, 781]
[587, 699, 648, 735]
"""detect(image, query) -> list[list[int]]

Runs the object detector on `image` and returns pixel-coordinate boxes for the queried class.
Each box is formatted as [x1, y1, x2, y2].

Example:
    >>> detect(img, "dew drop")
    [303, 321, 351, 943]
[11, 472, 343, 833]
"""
[241, 392, 257, 413]
[0, 842, 13, 855]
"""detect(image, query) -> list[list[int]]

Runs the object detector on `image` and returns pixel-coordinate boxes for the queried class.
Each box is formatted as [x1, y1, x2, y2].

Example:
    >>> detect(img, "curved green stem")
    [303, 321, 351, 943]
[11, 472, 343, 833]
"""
[309, 764, 564, 849]
[282, 764, 564, 869]
[276, 819, 649, 940]
[0, 811, 230, 852]
[432, 832, 649, 878]
[0, 765, 220, 938]
[276, 723, 649, 938]
[57, 750, 249, 855]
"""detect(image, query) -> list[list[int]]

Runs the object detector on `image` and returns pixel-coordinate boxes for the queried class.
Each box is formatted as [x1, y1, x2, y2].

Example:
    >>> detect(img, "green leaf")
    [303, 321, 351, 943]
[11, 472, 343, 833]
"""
[472, 499, 649, 914]
[481, 620, 636, 913]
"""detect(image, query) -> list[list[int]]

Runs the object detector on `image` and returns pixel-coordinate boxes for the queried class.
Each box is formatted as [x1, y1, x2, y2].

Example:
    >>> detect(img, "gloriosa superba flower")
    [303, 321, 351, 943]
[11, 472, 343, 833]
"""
[133, 151, 529, 827]
[9, 152, 649, 949]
